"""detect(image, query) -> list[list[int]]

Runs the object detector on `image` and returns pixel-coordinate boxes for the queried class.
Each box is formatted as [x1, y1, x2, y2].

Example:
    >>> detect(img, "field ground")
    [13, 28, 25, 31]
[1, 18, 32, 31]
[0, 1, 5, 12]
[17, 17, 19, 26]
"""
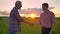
[0, 17, 60, 34]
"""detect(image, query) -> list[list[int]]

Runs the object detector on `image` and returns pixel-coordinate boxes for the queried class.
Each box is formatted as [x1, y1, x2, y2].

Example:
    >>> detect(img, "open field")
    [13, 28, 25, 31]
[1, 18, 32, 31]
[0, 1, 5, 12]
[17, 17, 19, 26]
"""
[0, 17, 60, 34]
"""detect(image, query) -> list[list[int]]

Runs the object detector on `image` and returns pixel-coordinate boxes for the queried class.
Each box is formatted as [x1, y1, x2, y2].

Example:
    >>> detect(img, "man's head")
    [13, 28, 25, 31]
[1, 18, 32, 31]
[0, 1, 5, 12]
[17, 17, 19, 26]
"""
[42, 3, 49, 11]
[15, 1, 22, 9]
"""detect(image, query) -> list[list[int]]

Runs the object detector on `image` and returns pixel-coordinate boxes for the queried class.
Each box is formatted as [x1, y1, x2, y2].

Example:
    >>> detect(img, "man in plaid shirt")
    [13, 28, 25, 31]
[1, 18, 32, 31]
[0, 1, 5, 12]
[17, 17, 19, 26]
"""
[9, 1, 32, 34]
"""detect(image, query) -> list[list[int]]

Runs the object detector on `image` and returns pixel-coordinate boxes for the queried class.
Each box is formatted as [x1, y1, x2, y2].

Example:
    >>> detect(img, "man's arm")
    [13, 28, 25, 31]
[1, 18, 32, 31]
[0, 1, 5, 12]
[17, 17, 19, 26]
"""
[21, 18, 34, 26]
[49, 13, 55, 34]
[34, 15, 41, 25]
[11, 9, 33, 26]
[12, 10, 23, 22]
[51, 13, 55, 30]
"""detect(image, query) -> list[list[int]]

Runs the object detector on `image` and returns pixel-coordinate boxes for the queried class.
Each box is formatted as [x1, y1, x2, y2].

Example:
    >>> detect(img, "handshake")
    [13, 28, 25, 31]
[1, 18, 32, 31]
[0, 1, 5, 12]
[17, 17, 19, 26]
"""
[22, 18, 40, 26]
[21, 17, 40, 26]
[24, 20, 35, 26]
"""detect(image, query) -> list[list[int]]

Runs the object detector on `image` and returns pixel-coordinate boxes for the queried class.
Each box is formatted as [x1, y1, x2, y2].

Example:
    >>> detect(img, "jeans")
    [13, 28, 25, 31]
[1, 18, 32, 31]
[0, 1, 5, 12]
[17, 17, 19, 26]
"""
[10, 31, 18, 34]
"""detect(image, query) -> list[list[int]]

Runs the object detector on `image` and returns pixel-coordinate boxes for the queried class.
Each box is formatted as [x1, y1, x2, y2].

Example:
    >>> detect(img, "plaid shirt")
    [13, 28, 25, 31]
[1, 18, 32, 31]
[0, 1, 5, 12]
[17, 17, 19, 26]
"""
[40, 11, 55, 28]
[9, 7, 23, 32]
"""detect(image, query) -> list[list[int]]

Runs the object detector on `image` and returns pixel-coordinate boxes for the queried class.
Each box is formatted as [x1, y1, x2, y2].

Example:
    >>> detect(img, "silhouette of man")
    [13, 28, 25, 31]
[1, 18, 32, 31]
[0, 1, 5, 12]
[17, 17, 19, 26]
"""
[9, 1, 32, 34]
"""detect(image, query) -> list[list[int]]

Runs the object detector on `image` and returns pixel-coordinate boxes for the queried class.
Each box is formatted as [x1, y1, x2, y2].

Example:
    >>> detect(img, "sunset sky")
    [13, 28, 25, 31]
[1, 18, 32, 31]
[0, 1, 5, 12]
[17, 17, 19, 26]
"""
[0, 0, 60, 17]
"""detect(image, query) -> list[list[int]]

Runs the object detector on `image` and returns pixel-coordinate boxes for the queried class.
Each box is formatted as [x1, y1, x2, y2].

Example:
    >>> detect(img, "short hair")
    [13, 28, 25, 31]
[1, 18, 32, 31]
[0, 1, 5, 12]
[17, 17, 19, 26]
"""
[42, 3, 49, 8]
[15, 1, 22, 5]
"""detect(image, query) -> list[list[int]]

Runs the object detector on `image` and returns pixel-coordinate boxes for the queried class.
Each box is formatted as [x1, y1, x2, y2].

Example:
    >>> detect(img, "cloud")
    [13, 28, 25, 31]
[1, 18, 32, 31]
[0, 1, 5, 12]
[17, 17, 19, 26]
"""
[0, 11, 9, 15]
[19, 7, 54, 14]
[0, 7, 54, 16]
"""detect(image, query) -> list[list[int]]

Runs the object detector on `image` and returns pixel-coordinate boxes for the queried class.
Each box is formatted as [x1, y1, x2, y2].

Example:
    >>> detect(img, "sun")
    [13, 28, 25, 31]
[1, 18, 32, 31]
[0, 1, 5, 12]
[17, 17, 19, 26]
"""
[29, 13, 36, 18]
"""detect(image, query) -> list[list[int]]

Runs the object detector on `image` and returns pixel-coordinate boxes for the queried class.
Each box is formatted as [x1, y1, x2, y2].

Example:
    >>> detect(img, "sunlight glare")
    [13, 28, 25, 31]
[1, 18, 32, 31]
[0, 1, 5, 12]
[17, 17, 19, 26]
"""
[29, 13, 36, 18]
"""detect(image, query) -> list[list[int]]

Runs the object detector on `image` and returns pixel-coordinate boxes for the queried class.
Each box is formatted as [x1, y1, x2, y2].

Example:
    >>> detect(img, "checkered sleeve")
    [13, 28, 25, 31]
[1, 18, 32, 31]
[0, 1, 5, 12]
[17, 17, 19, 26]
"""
[13, 11, 23, 22]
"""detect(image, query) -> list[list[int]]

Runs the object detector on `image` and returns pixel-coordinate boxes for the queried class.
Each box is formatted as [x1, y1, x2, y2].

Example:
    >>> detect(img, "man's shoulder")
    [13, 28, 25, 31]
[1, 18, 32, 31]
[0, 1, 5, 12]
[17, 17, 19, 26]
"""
[10, 8, 18, 14]
[40, 12, 44, 15]
[49, 11, 54, 14]
[49, 11, 55, 15]
[11, 7, 18, 12]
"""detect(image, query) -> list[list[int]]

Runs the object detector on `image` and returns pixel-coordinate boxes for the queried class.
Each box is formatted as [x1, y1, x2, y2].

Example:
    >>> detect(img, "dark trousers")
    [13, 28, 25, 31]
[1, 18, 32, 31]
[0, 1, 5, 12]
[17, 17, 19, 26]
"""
[42, 27, 51, 34]
[10, 31, 18, 34]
